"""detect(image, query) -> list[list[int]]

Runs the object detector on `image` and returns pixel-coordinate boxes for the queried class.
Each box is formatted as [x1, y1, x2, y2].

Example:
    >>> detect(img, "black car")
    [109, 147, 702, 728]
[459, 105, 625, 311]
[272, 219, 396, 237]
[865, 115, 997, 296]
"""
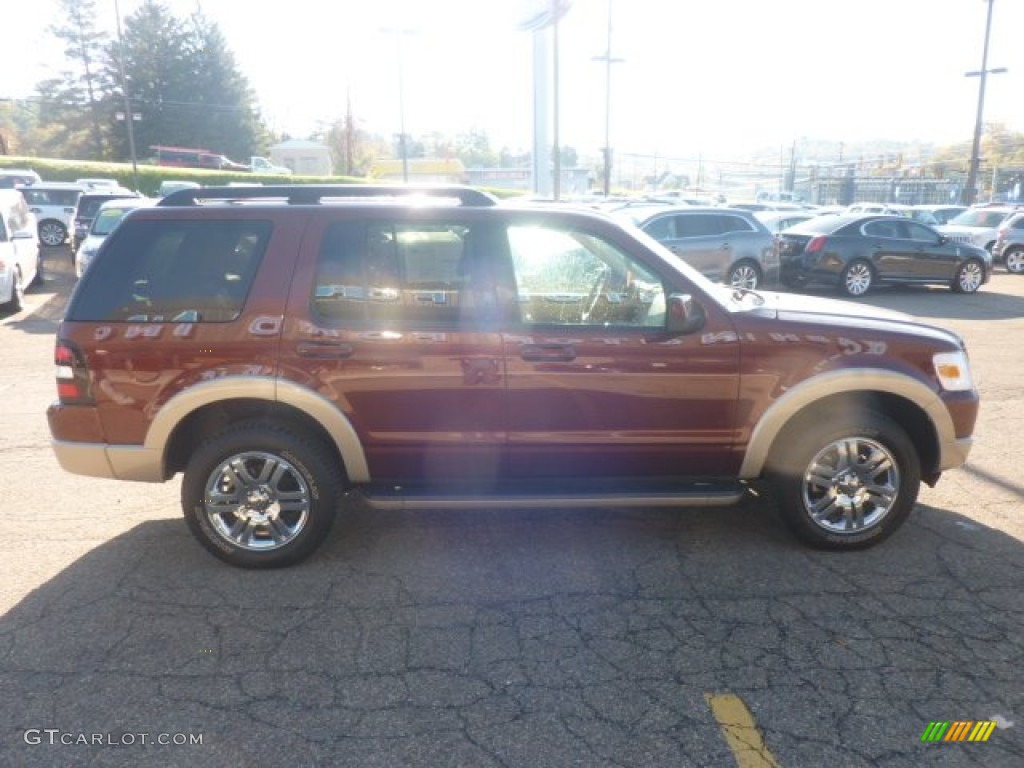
[777, 214, 991, 296]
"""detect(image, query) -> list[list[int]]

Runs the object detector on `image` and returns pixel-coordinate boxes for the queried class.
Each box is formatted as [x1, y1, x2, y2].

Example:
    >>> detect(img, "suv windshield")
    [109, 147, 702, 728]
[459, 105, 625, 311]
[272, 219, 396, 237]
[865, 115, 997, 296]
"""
[948, 209, 1013, 228]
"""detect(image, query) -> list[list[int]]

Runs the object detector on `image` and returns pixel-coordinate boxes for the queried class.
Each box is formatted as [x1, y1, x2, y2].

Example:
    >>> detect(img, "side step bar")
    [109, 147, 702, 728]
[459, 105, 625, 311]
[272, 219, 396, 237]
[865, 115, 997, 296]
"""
[357, 482, 746, 512]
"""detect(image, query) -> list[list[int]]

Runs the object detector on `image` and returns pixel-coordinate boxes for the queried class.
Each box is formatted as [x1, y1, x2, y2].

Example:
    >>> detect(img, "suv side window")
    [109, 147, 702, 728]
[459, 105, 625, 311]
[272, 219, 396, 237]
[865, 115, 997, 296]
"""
[313, 219, 506, 327]
[508, 224, 664, 328]
[674, 214, 721, 238]
[717, 214, 755, 235]
[642, 215, 674, 240]
[68, 219, 271, 322]
[903, 221, 938, 241]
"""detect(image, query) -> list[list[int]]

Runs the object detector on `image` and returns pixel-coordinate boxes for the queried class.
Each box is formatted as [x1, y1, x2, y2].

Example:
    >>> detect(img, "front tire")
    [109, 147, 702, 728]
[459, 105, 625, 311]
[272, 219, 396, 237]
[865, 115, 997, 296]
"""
[840, 259, 874, 297]
[182, 423, 342, 568]
[767, 412, 919, 550]
[951, 259, 984, 293]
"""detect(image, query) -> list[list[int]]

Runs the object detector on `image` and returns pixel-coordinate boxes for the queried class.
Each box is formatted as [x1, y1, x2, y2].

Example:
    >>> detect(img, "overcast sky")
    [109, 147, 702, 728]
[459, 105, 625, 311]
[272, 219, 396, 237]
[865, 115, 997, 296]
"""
[5, 0, 1024, 162]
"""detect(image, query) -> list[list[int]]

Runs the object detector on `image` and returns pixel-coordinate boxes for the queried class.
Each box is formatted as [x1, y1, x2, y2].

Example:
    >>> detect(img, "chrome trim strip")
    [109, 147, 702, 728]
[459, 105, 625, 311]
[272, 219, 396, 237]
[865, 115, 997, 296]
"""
[361, 491, 744, 511]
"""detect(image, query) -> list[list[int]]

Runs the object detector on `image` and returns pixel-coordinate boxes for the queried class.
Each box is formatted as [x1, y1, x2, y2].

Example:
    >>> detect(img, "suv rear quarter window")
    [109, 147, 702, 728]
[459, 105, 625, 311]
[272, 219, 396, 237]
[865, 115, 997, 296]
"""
[68, 218, 271, 323]
[313, 219, 506, 327]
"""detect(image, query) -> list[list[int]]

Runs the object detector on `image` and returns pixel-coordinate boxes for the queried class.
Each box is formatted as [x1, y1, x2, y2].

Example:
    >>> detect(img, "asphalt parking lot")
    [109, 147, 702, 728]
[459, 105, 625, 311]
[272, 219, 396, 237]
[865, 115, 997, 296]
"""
[1, 247, 1022, 768]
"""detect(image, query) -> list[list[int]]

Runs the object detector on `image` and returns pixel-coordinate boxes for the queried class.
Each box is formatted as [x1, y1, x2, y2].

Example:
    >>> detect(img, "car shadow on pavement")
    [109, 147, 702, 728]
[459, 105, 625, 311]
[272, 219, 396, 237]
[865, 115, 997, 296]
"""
[1, 499, 1022, 768]
[793, 282, 1024, 322]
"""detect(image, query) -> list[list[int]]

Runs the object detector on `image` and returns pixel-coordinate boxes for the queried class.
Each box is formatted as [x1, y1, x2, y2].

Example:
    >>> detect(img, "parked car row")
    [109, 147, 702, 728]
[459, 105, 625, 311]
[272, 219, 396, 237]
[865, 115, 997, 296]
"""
[603, 197, 1010, 297]
[0, 189, 41, 311]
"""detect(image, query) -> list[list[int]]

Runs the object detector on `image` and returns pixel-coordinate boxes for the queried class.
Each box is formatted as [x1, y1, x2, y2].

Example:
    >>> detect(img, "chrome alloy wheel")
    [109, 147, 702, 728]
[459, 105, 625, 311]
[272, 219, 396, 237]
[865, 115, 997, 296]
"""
[39, 220, 66, 247]
[800, 436, 899, 535]
[956, 260, 984, 293]
[202, 451, 311, 551]
[1004, 248, 1024, 275]
[728, 263, 760, 290]
[842, 262, 872, 296]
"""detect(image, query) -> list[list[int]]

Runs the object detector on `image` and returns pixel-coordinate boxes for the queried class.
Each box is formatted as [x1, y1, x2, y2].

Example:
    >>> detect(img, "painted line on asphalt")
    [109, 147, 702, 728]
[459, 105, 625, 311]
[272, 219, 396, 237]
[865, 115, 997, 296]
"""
[705, 692, 781, 768]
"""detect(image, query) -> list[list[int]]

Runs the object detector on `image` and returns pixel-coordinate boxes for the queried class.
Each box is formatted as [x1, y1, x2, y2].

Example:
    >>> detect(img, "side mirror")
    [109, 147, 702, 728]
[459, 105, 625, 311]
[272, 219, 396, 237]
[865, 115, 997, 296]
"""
[666, 293, 705, 334]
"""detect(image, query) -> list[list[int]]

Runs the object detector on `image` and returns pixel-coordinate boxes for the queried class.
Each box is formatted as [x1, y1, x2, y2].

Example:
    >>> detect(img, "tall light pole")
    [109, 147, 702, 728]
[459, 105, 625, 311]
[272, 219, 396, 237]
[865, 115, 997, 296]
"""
[382, 27, 416, 182]
[964, 0, 1006, 205]
[592, 0, 623, 196]
[113, 0, 140, 191]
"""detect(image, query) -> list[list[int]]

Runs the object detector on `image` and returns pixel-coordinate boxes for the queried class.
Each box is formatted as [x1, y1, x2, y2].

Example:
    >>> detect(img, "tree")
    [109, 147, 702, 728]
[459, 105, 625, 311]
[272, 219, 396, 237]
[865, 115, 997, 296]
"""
[183, 11, 268, 159]
[35, 0, 112, 159]
[453, 128, 497, 167]
[102, 0, 267, 163]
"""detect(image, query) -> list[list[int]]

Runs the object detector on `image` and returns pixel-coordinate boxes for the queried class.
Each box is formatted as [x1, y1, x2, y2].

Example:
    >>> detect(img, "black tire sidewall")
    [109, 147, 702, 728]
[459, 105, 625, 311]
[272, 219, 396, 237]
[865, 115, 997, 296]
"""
[182, 424, 341, 568]
[767, 413, 920, 550]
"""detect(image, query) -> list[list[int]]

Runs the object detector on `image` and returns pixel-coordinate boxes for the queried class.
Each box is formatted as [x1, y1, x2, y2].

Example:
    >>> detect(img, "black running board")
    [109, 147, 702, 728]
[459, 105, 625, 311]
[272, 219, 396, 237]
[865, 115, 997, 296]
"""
[356, 481, 746, 512]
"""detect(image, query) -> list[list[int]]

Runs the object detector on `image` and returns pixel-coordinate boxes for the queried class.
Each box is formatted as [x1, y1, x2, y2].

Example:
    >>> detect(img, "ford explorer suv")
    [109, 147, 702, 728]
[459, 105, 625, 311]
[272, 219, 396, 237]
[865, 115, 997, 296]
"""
[47, 185, 980, 568]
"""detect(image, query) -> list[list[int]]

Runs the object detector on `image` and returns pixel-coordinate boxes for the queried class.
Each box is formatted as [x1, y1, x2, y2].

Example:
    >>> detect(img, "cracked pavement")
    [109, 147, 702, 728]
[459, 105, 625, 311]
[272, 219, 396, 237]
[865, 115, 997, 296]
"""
[1, 251, 1021, 767]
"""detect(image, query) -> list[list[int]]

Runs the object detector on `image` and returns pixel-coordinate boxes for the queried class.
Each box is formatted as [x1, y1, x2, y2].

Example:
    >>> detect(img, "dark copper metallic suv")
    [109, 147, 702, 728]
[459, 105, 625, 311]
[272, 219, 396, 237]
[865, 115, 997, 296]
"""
[47, 186, 980, 567]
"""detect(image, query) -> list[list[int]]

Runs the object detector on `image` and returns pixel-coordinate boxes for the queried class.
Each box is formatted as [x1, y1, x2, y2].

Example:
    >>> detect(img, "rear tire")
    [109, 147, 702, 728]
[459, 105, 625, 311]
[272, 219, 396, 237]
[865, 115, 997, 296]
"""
[182, 422, 342, 568]
[38, 220, 67, 247]
[767, 412, 919, 550]
[727, 260, 762, 290]
[840, 260, 874, 297]
[2, 267, 24, 312]
[1004, 247, 1024, 274]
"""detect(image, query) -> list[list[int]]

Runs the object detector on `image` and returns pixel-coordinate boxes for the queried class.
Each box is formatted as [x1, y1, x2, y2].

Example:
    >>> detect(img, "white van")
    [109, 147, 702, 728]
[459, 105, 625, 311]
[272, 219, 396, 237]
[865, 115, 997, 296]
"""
[0, 189, 40, 311]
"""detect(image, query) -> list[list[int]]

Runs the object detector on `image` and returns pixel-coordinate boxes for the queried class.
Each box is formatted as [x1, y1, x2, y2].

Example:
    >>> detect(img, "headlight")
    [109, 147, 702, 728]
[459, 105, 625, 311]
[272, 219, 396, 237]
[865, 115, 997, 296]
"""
[933, 351, 974, 391]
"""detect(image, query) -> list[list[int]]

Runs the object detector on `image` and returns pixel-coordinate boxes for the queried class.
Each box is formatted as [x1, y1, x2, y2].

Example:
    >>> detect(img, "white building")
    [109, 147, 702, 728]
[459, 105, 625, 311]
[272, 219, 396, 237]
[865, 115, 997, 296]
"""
[269, 139, 333, 177]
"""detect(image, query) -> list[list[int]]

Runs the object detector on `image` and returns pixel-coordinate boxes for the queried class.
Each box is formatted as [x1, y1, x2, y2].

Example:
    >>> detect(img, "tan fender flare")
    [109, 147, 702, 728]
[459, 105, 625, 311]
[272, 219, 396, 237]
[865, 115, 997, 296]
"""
[738, 368, 957, 479]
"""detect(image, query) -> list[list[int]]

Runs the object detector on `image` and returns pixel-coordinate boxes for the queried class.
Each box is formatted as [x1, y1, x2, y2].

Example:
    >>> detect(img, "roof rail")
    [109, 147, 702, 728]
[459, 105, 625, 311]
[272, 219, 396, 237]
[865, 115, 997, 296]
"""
[158, 184, 498, 208]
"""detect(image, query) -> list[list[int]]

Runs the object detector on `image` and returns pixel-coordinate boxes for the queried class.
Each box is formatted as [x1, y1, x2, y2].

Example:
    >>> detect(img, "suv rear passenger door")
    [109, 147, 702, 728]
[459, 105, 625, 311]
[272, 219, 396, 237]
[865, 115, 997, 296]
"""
[281, 210, 508, 486]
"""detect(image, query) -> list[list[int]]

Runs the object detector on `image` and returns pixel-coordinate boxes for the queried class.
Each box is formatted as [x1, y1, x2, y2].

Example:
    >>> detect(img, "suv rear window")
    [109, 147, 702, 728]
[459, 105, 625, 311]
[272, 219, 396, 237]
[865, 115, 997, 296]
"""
[22, 188, 81, 207]
[313, 219, 507, 327]
[68, 219, 271, 323]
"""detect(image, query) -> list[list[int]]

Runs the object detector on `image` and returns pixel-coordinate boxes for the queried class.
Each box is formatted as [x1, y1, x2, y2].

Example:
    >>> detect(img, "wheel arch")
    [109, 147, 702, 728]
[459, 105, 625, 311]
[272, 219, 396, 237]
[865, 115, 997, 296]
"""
[740, 369, 950, 485]
[151, 376, 369, 483]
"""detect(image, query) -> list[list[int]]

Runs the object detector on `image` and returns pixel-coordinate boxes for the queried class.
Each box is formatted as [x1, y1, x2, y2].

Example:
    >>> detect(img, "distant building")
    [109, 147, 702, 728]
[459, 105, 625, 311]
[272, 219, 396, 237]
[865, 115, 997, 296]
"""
[269, 139, 333, 176]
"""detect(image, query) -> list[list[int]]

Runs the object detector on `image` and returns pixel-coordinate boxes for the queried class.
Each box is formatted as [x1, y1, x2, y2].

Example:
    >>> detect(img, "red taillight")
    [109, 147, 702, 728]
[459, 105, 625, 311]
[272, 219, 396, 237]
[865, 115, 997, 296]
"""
[806, 236, 827, 253]
[54, 340, 93, 404]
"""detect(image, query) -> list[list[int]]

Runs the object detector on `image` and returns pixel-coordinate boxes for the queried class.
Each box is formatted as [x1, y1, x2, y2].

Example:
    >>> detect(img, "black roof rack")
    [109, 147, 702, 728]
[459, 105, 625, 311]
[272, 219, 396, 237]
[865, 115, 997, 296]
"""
[158, 184, 498, 208]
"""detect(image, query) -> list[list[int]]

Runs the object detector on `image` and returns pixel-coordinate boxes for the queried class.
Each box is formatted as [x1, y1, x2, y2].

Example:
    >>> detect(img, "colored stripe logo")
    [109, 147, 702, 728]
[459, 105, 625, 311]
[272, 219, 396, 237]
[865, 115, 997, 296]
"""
[921, 721, 997, 742]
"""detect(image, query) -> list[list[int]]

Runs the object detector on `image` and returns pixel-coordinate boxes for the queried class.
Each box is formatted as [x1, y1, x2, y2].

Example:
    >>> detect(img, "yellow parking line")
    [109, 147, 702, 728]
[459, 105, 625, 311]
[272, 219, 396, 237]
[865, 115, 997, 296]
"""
[705, 693, 781, 768]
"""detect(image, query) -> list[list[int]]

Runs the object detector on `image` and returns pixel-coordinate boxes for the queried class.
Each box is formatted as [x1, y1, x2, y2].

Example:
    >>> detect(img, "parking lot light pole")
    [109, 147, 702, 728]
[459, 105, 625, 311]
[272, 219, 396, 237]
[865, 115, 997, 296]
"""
[113, 0, 140, 191]
[592, 0, 623, 197]
[964, 0, 1006, 205]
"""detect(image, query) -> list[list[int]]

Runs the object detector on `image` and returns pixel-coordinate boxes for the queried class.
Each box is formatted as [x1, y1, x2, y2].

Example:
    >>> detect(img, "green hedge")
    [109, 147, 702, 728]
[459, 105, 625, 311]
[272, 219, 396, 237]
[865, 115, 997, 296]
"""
[0, 155, 520, 199]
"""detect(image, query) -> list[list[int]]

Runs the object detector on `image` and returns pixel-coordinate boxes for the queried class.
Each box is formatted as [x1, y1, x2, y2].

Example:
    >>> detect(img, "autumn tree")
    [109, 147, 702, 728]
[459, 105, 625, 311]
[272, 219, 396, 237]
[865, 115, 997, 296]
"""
[34, 0, 112, 159]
